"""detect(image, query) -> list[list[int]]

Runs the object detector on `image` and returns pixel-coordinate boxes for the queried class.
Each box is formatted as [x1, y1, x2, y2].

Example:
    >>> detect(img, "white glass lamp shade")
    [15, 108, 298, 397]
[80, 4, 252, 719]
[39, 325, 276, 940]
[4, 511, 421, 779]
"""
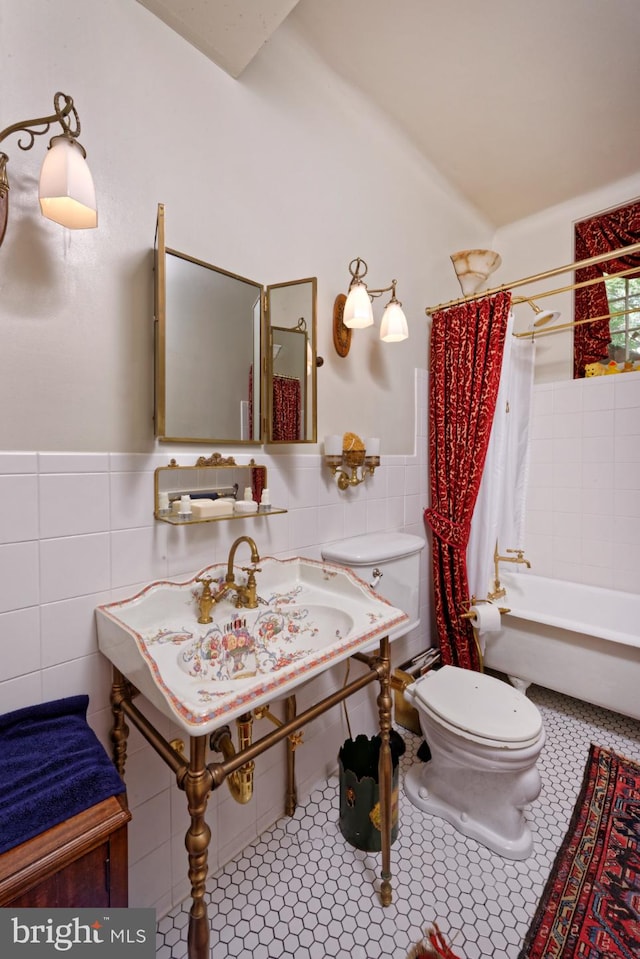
[343, 282, 374, 329]
[39, 136, 97, 229]
[380, 300, 408, 342]
[324, 434, 342, 456]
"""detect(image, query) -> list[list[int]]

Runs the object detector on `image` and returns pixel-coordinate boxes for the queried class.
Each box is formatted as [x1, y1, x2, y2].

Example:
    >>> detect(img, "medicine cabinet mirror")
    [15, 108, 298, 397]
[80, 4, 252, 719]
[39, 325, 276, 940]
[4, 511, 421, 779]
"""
[154, 204, 318, 445]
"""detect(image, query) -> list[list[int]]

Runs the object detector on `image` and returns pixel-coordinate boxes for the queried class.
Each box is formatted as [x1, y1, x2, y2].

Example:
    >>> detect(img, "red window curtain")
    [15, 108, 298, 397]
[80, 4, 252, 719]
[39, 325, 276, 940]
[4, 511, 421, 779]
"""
[573, 200, 640, 378]
[272, 376, 301, 441]
[425, 291, 511, 671]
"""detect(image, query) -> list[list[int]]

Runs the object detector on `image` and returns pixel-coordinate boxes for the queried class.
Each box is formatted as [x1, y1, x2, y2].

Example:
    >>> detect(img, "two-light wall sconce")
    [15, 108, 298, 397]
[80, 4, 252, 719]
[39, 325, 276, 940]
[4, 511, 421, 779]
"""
[0, 92, 97, 247]
[324, 433, 380, 490]
[333, 257, 408, 356]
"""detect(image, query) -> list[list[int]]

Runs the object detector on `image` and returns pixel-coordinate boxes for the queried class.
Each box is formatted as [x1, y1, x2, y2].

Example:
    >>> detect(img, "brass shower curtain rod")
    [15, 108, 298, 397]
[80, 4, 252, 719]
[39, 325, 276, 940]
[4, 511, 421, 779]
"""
[513, 264, 640, 307]
[424, 241, 640, 315]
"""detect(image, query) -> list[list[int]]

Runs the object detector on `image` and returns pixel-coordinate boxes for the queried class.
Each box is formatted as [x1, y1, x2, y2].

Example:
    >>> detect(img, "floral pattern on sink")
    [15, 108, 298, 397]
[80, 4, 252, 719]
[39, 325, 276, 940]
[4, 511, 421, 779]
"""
[96, 556, 410, 732]
[143, 581, 352, 686]
[175, 602, 344, 683]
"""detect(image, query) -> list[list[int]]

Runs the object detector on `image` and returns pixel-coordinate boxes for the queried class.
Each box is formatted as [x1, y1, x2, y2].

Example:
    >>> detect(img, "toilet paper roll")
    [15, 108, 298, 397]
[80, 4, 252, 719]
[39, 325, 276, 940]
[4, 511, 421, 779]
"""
[468, 603, 501, 632]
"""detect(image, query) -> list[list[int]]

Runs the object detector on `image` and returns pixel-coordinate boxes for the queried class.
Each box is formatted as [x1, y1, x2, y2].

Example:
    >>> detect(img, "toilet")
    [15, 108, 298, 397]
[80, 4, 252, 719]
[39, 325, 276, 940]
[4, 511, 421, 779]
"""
[322, 531, 545, 861]
[404, 666, 544, 859]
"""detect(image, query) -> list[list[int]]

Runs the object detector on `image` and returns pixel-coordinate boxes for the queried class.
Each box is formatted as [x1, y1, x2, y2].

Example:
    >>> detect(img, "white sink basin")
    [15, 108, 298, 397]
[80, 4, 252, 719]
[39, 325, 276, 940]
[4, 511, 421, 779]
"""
[96, 556, 408, 734]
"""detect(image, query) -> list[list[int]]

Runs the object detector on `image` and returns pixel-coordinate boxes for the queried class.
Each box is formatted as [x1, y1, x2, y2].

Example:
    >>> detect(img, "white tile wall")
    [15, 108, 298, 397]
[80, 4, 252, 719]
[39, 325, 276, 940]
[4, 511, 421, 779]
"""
[525, 369, 640, 590]
[0, 373, 431, 917]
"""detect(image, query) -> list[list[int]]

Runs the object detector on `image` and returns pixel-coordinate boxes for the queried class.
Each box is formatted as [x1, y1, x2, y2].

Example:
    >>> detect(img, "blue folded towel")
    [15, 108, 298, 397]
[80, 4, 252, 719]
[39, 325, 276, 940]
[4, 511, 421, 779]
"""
[0, 695, 125, 855]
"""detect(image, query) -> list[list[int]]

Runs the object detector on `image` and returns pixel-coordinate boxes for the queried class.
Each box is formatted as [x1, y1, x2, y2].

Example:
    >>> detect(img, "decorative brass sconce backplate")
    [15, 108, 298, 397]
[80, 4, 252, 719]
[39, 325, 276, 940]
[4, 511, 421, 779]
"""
[333, 294, 352, 357]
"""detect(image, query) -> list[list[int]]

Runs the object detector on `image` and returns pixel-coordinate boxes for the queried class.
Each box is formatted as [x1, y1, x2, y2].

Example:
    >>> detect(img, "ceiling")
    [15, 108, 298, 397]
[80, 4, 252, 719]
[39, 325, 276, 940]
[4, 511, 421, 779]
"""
[137, 0, 640, 227]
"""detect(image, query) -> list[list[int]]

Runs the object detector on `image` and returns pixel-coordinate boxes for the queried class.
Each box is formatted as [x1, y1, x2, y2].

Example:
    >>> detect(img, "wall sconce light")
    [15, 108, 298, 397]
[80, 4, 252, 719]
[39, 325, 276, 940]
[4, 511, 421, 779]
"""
[332, 257, 408, 356]
[324, 433, 380, 490]
[0, 92, 97, 247]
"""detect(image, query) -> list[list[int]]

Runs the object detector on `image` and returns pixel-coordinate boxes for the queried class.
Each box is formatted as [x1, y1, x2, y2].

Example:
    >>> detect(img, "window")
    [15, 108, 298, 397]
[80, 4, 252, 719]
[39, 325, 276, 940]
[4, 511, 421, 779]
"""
[573, 199, 640, 378]
[604, 273, 640, 362]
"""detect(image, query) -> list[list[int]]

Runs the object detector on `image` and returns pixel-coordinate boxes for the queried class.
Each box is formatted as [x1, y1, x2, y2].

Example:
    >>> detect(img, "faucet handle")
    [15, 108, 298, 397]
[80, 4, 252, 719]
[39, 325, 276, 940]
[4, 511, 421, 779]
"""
[195, 577, 215, 624]
[196, 576, 215, 590]
[506, 548, 525, 559]
[241, 565, 262, 575]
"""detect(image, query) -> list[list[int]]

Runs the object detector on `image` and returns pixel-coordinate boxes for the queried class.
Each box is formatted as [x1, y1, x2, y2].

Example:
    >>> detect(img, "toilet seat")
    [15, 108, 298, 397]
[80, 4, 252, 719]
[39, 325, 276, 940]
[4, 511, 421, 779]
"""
[410, 665, 543, 748]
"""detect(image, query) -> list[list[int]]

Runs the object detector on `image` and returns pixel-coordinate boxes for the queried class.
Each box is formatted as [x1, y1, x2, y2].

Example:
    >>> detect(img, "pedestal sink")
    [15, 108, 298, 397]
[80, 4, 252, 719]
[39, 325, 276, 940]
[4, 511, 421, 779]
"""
[96, 555, 408, 735]
[97, 550, 409, 959]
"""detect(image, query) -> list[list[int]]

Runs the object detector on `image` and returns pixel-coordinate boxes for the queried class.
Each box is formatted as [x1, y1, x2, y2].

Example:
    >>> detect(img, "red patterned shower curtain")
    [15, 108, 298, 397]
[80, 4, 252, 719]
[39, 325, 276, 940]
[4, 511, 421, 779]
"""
[574, 200, 640, 378]
[425, 291, 511, 670]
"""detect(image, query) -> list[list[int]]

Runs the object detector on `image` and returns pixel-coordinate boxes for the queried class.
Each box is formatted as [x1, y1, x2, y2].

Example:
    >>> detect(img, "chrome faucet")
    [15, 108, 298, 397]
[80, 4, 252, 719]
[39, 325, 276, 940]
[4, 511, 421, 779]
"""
[489, 541, 531, 600]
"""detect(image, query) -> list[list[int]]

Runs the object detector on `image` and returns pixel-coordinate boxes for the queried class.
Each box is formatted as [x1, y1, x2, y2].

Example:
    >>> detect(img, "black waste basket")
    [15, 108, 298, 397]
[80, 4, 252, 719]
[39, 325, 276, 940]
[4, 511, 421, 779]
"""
[338, 731, 404, 852]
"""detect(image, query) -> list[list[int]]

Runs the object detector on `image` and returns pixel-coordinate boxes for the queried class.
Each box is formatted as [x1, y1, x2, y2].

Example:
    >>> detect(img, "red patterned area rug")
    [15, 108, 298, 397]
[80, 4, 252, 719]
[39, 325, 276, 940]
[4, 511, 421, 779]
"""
[519, 743, 640, 958]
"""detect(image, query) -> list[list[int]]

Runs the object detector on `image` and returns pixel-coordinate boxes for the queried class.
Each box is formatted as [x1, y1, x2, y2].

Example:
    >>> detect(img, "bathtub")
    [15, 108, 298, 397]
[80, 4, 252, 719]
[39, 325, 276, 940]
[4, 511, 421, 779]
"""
[482, 570, 640, 722]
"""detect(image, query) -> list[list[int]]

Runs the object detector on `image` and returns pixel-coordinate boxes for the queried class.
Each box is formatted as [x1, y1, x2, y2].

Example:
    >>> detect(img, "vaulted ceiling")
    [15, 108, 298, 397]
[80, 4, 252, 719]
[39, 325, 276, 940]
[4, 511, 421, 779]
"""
[137, 0, 640, 226]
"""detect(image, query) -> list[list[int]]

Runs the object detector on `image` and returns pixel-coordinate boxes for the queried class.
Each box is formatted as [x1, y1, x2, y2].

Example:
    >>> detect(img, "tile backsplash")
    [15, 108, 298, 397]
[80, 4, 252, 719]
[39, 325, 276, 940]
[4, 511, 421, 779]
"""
[525, 370, 640, 591]
[0, 374, 430, 916]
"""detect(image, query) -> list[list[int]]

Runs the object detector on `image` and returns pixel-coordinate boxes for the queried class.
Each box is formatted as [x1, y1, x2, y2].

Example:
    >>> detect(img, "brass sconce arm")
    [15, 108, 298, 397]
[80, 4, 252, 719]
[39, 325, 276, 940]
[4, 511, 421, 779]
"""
[327, 449, 380, 490]
[334, 257, 408, 353]
[347, 257, 398, 300]
[0, 92, 82, 158]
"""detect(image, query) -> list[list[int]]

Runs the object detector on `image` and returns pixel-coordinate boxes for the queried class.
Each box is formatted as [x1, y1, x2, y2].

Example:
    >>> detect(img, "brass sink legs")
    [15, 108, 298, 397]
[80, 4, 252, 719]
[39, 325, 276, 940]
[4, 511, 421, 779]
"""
[109, 671, 213, 959]
[110, 669, 131, 777]
[376, 635, 393, 906]
[284, 695, 298, 816]
[108, 635, 394, 959]
[181, 735, 213, 959]
[254, 695, 300, 816]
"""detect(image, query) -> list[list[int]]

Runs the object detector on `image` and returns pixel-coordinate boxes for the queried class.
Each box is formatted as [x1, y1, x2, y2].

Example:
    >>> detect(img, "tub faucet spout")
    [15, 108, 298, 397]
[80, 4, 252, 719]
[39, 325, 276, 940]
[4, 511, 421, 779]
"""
[489, 543, 531, 600]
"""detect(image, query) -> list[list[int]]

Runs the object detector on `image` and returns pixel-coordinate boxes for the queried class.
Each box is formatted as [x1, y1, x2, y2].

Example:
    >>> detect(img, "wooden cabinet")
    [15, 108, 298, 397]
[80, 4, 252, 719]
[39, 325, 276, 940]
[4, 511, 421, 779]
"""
[0, 794, 131, 908]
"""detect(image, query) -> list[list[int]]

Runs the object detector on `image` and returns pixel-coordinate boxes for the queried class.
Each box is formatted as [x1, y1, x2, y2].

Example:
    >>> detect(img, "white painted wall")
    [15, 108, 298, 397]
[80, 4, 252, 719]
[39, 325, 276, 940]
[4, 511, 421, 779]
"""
[0, 0, 490, 455]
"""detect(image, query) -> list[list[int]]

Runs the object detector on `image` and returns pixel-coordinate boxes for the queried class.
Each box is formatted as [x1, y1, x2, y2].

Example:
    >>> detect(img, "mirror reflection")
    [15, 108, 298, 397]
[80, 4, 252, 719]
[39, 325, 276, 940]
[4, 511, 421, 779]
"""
[164, 252, 262, 442]
[267, 279, 317, 443]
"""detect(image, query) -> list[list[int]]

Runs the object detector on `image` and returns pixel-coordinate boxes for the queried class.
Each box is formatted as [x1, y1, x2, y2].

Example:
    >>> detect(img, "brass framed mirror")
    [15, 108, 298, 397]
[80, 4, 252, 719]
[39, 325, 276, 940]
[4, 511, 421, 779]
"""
[154, 204, 318, 445]
[266, 278, 318, 444]
[154, 204, 263, 444]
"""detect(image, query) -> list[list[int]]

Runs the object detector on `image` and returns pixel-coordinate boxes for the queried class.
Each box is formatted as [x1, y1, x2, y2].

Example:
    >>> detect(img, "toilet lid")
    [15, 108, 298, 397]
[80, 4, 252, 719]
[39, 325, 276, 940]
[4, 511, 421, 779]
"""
[412, 665, 542, 744]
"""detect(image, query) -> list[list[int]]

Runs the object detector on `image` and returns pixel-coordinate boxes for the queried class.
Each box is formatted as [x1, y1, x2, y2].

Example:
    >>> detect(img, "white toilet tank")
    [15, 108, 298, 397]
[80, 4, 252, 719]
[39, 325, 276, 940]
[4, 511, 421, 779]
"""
[321, 532, 425, 635]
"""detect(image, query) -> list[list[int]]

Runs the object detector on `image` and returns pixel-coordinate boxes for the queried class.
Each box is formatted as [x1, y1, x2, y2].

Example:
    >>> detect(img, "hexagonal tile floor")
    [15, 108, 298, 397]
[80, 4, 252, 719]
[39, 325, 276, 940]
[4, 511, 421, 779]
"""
[157, 684, 640, 958]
